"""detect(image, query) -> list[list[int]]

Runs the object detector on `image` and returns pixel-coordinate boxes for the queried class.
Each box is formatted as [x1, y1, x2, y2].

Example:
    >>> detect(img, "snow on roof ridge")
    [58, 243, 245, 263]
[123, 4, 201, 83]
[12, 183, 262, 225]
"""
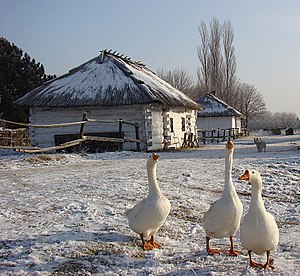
[100, 49, 146, 68]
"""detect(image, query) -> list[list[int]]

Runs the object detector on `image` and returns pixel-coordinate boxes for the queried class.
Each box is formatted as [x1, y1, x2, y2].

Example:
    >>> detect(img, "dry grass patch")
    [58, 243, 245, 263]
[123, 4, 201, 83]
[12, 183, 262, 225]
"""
[26, 154, 66, 164]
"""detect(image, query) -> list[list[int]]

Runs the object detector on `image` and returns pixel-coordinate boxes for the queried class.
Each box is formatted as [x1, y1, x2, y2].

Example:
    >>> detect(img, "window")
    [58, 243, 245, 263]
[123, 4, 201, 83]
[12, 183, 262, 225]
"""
[170, 118, 174, 132]
[181, 118, 185, 131]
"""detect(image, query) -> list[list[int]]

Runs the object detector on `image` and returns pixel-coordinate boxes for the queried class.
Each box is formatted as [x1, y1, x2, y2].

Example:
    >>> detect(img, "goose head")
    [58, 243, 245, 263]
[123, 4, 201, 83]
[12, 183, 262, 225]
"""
[239, 169, 263, 188]
[147, 152, 160, 167]
[226, 139, 234, 152]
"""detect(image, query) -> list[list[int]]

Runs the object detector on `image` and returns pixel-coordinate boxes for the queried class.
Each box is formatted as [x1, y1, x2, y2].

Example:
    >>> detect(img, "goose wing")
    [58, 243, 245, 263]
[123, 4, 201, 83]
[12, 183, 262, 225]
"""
[203, 198, 237, 237]
[125, 198, 146, 220]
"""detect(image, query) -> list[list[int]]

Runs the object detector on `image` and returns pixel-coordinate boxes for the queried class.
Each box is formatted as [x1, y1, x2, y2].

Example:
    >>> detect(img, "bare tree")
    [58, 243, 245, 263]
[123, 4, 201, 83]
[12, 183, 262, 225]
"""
[156, 68, 195, 95]
[196, 18, 268, 126]
[197, 18, 237, 101]
[222, 20, 237, 105]
[208, 17, 223, 97]
[197, 21, 210, 92]
[236, 82, 266, 127]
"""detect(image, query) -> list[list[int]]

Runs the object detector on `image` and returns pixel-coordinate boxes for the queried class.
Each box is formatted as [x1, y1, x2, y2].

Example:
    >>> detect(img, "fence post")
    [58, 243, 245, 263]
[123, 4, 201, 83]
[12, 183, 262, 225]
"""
[135, 123, 140, 151]
[212, 130, 215, 143]
[119, 119, 123, 151]
[188, 132, 193, 147]
[78, 112, 88, 151]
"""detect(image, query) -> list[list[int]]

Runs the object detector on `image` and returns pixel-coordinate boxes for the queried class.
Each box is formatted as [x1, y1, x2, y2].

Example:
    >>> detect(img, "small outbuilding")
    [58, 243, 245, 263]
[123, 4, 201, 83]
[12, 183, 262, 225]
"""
[285, 127, 294, 135]
[196, 93, 245, 132]
[15, 50, 200, 151]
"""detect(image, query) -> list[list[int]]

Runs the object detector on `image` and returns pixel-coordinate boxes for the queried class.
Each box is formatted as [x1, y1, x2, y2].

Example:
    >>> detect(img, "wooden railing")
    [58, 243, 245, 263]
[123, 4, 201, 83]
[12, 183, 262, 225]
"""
[197, 128, 249, 144]
[0, 112, 141, 152]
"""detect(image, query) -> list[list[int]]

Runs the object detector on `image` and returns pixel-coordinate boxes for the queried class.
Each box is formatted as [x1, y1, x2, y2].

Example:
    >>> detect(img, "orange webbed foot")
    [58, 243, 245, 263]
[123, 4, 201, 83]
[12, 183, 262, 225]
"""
[149, 235, 162, 249]
[207, 248, 221, 255]
[262, 261, 275, 270]
[227, 249, 242, 257]
[142, 241, 154, 251]
[250, 260, 263, 268]
[151, 240, 161, 249]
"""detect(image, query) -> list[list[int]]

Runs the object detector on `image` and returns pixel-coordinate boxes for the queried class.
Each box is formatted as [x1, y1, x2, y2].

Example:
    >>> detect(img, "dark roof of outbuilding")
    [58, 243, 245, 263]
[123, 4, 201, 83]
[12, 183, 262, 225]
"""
[15, 50, 200, 110]
[196, 93, 244, 118]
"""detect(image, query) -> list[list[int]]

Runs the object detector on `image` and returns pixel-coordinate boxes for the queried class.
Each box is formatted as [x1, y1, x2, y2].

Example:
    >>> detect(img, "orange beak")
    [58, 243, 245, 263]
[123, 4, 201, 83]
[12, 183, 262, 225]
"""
[152, 153, 160, 160]
[226, 140, 234, 150]
[239, 169, 250, 181]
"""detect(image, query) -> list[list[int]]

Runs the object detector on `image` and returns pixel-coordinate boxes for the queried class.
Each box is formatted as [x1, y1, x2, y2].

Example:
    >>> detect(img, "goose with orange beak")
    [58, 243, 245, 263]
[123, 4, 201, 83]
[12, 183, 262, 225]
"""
[239, 169, 279, 270]
[125, 153, 171, 250]
[203, 140, 243, 256]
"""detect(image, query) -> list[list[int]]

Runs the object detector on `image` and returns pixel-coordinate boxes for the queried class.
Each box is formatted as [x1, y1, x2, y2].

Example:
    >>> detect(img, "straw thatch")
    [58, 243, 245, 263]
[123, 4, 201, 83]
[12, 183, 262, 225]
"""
[15, 50, 200, 110]
[196, 93, 244, 118]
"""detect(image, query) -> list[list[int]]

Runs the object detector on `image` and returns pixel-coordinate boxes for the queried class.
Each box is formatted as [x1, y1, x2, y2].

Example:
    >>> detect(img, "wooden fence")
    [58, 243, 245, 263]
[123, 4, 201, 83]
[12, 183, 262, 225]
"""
[0, 112, 141, 153]
[0, 128, 29, 147]
[197, 128, 249, 144]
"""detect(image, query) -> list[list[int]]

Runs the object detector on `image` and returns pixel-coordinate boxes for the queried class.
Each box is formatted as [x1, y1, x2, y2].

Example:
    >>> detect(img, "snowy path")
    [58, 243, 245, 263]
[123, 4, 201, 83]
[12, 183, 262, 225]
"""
[0, 133, 299, 275]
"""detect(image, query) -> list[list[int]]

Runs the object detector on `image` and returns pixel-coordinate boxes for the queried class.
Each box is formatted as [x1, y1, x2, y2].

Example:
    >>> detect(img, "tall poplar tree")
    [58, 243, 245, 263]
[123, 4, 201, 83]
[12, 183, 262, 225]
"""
[197, 18, 236, 101]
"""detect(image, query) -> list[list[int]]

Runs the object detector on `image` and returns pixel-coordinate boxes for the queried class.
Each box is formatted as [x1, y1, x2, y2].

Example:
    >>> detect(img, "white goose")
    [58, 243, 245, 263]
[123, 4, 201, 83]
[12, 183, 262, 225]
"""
[125, 153, 171, 250]
[239, 169, 279, 270]
[203, 140, 243, 255]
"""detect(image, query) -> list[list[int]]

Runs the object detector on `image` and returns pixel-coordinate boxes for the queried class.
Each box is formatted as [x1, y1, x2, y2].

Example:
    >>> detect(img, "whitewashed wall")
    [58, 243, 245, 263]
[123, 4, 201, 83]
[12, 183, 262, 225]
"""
[197, 116, 242, 131]
[234, 116, 242, 129]
[166, 109, 197, 148]
[146, 107, 163, 151]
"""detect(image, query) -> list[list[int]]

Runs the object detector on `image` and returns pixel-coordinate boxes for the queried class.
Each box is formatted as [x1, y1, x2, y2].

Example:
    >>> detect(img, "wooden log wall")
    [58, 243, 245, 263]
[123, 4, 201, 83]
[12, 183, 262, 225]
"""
[29, 106, 146, 150]
[0, 111, 142, 152]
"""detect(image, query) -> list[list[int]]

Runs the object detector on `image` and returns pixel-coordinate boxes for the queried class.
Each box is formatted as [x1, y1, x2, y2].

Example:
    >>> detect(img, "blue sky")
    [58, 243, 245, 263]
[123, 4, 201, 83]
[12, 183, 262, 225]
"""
[1, 0, 299, 116]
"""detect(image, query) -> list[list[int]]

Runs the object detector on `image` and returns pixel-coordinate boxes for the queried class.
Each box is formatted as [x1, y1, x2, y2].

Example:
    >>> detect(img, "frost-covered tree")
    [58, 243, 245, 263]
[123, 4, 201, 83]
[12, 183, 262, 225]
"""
[236, 82, 266, 127]
[274, 112, 300, 128]
[248, 111, 300, 130]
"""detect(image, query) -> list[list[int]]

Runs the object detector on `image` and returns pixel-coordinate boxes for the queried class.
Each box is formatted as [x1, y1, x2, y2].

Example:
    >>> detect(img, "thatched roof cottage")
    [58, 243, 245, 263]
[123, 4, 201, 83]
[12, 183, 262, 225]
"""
[196, 93, 245, 131]
[16, 50, 200, 151]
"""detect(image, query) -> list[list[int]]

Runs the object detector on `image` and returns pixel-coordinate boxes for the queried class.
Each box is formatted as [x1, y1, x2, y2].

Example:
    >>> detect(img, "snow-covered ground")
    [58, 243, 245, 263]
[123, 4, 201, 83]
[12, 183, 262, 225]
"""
[0, 131, 299, 275]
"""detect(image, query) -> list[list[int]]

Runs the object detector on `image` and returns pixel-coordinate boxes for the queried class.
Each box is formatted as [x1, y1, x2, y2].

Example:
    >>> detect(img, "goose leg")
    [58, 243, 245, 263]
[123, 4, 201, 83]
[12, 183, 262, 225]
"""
[227, 235, 241, 256]
[248, 250, 263, 268]
[206, 236, 221, 255]
[262, 251, 275, 270]
[140, 234, 154, 251]
[149, 235, 161, 249]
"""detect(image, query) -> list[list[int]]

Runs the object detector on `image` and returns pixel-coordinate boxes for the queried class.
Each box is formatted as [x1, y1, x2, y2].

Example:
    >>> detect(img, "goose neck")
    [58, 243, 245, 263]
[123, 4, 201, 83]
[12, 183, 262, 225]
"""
[224, 150, 234, 194]
[147, 162, 161, 195]
[225, 150, 233, 172]
[250, 184, 265, 210]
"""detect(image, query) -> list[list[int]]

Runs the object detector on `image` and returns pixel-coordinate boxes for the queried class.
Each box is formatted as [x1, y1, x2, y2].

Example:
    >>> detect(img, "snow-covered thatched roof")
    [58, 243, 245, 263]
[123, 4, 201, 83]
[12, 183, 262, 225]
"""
[15, 50, 200, 110]
[196, 93, 244, 118]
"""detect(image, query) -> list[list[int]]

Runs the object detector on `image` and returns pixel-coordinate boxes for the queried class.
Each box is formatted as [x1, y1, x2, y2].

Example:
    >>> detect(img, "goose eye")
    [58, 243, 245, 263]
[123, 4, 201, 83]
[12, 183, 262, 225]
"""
[252, 171, 255, 174]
